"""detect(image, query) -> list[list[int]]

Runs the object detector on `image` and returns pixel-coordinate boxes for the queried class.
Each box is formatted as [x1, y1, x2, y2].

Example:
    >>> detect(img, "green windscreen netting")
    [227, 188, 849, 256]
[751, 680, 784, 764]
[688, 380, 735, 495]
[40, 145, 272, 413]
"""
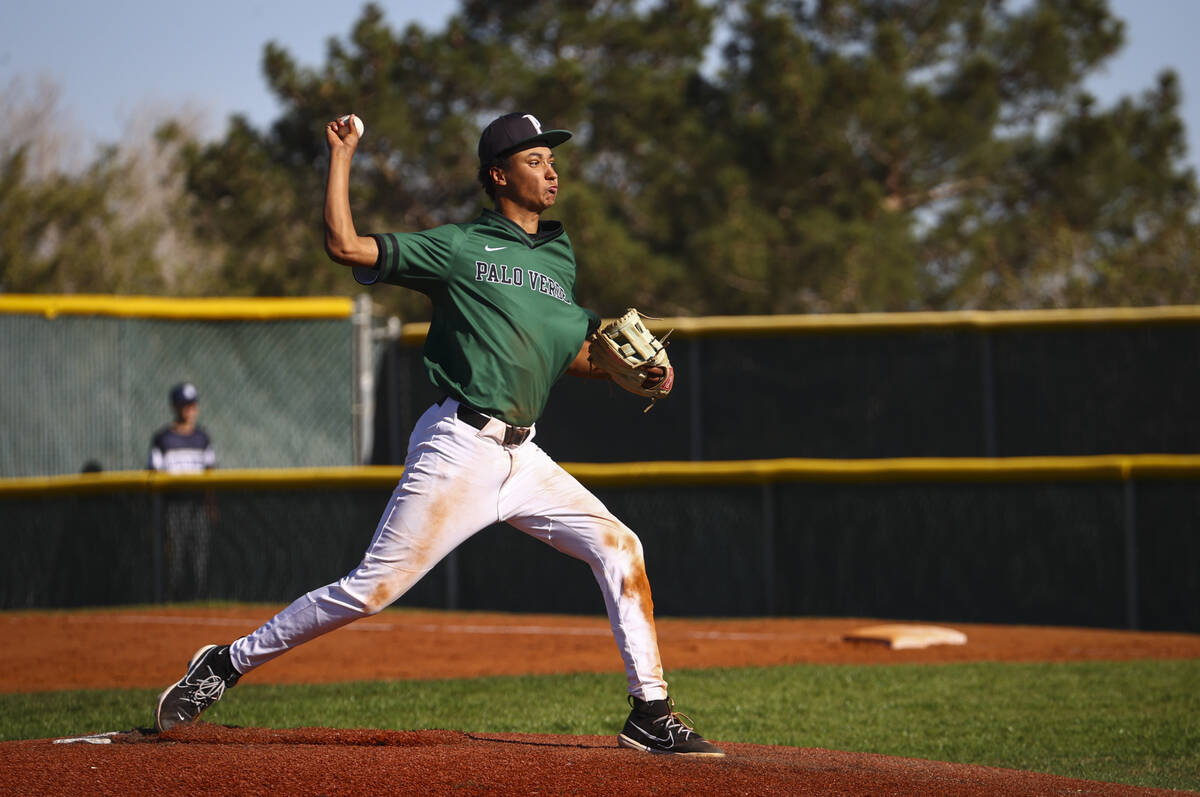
[0, 314, 355, 477]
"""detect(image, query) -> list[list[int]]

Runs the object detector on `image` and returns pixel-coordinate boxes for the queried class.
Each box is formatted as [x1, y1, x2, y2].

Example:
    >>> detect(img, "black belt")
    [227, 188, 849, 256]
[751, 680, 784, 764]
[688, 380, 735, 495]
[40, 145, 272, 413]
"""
[443, 397, 532, 447]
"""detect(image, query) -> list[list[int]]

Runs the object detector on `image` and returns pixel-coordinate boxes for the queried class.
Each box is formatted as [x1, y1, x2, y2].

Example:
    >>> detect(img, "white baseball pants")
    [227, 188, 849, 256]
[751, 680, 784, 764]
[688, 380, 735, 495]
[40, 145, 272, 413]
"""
[229, 398, 668, 701]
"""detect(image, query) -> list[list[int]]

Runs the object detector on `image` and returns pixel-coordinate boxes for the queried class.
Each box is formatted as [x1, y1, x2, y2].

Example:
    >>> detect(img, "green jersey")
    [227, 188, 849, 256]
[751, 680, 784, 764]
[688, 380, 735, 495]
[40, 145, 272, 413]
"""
[355, 209, 599, 427]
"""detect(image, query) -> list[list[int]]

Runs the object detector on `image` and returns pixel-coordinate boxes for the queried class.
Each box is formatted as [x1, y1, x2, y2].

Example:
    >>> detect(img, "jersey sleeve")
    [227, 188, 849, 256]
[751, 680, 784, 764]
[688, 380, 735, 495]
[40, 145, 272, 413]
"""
[582, 307, 602, 336]
[201, 431, 217, 470]
[353, 225, 463, 288]
[147, 429, 165, 471]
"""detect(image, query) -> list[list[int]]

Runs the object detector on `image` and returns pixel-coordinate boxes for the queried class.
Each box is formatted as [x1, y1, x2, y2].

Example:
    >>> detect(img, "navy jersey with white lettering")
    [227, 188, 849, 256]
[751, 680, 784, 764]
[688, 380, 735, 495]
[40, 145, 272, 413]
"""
[355, 209, 600, 426]
[148, 426, 216, 473]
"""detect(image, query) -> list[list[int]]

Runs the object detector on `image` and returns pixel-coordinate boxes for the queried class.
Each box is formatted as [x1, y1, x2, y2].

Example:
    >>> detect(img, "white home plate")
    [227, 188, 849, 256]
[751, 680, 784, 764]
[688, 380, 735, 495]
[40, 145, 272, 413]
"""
[53, 731, 121, 745]
[844, 624, 967, 650]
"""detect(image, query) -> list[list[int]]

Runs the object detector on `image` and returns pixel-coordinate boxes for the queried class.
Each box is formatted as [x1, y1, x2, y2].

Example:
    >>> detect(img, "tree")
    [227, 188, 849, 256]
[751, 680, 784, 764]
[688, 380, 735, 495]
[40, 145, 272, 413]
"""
[169, 1, 722, 319]
[921, 72, 1200, 307]
[0, 78, 215, 295]
[10, 1, 1199, 315]
[172, 0, 1199, 316]
[707, 0, 1197, 311]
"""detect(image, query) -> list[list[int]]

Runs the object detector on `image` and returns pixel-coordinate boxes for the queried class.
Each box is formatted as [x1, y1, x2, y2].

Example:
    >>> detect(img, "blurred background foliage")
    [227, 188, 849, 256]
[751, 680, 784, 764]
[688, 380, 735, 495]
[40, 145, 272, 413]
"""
[3, 0, 1199, 320]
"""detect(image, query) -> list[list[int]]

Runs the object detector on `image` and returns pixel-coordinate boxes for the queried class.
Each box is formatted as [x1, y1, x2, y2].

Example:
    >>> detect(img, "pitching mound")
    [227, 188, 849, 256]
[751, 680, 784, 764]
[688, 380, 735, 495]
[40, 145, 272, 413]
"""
[7, 724, 1176, 796]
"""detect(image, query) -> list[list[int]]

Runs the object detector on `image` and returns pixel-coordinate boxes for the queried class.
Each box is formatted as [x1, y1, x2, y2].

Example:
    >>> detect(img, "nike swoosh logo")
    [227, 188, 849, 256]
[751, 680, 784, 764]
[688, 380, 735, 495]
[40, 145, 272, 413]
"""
[484, 245, 507, 252]
[629, 721, 674, 746]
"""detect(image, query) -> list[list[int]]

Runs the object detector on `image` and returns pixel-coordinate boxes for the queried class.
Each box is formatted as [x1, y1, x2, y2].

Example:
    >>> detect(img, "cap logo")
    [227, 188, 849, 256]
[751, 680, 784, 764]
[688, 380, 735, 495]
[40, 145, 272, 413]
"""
[522, 114, 544, 135]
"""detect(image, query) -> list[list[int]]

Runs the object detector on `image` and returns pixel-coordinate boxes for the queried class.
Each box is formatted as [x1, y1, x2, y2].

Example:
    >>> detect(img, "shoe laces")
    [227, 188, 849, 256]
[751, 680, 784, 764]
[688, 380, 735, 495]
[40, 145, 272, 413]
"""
[654, 710, 697, 741]
[630, 695, 698, 741]
[188, 674, 227, 707]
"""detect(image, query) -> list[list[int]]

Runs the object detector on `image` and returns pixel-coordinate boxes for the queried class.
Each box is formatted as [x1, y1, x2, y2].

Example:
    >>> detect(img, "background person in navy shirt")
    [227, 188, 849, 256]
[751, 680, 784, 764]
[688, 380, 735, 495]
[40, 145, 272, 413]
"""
[148, 382, 216, 599]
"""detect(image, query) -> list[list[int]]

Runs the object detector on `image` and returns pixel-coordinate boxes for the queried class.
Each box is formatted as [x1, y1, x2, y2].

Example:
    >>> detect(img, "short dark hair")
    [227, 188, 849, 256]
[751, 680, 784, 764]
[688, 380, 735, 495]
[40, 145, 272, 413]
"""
[477, 156, 505, 200]
[478, 148, 536, 200]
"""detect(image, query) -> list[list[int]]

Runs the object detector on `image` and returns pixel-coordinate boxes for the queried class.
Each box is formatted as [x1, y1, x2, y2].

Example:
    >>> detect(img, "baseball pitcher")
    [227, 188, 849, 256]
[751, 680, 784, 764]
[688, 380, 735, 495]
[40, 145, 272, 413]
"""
[154, 111, 721, 757]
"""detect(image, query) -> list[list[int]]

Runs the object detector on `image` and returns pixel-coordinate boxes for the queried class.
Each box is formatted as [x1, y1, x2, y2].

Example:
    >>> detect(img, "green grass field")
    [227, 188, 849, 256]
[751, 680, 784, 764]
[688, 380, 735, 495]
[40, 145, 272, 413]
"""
[3, 659, 1197, 791]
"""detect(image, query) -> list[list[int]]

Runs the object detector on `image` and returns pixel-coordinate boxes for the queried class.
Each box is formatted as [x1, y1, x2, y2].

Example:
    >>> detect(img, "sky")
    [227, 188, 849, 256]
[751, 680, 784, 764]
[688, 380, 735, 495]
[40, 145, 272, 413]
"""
[1, 0, 1198, 172]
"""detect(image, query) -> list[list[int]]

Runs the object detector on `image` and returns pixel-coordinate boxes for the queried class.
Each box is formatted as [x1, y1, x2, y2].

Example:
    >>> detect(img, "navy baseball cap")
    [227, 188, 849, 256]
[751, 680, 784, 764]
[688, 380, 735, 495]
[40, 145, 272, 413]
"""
[170, 382, 199, 406]
[478, 112, 572, 164]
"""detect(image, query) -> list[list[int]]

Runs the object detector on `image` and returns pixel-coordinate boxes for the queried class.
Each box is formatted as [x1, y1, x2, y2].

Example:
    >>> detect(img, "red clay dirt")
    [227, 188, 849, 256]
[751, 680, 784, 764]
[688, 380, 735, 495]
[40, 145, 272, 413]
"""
[3, 606, 1197, 796]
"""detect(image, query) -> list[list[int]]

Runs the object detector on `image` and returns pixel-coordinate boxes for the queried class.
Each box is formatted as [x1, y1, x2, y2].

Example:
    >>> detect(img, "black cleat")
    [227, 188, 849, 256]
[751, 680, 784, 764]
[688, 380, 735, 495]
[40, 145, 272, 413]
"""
[617, 696, 725, 757]
[154, 644, 240, 732]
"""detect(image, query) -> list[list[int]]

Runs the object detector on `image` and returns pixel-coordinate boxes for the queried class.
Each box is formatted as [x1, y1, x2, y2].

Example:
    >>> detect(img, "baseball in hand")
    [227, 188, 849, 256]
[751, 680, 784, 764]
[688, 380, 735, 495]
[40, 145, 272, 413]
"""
[338, 114, 365, 138]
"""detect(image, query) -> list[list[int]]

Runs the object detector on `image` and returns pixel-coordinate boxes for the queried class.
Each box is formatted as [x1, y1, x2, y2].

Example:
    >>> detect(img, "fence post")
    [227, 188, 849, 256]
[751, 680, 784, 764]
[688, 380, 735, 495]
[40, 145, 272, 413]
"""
[352, 295, 375, 466]
[762, 481, 776, 616]
[444, 550, 460, 611]
[1123, 478, 1139, 630]
[980, 331, 998, 457]
[151, 491, 164, 604]
[386, 329, 405, 464]
[689, 339, 704, 461]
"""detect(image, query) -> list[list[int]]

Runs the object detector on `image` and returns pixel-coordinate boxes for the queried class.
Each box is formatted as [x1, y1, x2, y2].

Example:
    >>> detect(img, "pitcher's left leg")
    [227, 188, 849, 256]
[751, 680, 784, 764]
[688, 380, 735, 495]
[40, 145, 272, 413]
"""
[499, 444, 667, 701]
[500, 443, 724, 756]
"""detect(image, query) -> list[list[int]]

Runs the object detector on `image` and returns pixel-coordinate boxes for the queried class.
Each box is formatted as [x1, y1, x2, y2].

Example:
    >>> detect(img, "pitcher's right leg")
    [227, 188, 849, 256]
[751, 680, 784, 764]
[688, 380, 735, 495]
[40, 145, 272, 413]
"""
[231, 401, 507, 673]
[154, 400, 507, 731]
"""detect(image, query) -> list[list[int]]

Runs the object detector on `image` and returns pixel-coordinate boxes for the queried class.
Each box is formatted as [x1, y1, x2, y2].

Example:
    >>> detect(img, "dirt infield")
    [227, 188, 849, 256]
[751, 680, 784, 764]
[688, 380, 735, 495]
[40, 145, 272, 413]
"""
[6, 606, 1200, 692]
[4, 606, 1198, 795]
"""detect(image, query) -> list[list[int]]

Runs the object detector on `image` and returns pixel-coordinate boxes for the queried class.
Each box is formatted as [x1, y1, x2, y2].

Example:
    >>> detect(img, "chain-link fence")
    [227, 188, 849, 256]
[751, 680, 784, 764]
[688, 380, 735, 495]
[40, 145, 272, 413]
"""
[0, 297, 360, 477]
